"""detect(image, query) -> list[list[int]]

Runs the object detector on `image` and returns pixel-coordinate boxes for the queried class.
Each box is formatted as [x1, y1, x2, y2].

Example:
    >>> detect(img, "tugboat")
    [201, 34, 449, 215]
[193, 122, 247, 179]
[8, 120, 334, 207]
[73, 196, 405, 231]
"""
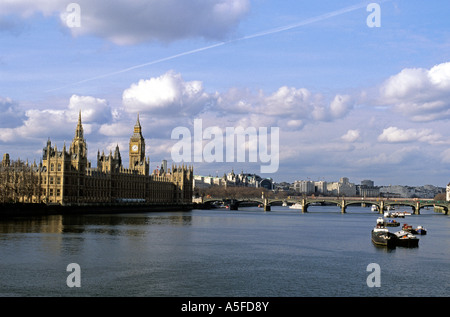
[403, 224, 427, 235]
[394, 230, 419, 247]
[402, 223, 414, 233]
[371, 217, 397, 248]
[415, 225, 427, 235]
[385, 219, 400, 227]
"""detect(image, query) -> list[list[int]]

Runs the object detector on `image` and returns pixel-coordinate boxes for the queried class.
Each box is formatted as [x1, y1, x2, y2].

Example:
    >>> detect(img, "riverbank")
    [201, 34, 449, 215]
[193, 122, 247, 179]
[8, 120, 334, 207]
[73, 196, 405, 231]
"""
[0, 202, 193, 218]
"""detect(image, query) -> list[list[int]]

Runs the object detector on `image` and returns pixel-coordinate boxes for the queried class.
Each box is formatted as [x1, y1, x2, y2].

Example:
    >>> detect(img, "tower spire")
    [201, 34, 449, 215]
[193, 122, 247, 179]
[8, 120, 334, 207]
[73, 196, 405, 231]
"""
[75, 110, 84, 139]
[133, 113, 142, 134]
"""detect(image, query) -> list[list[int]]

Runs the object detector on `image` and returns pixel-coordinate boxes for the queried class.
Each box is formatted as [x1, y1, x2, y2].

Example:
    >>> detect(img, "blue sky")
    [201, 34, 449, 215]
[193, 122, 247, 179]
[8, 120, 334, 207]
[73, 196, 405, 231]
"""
[1, 0, 450, 187]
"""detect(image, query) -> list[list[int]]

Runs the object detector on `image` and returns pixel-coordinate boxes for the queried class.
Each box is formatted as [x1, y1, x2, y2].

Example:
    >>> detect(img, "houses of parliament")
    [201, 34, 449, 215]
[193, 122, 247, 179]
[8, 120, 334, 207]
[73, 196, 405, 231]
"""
[0, 112, 193, 206]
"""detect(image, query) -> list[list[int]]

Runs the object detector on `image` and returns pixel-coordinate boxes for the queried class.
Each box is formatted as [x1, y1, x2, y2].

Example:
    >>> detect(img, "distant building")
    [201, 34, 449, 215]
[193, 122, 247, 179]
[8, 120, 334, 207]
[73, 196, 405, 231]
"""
[327, 177, 356, 196]
[379, 184, 443, 198]
[447, 183, 450, 201]
[314, 181, 328, 195]
[293, 180, 315, 195]
[193, 170, 273, 190]
[193, 175, 226, 188]
[358, 179, 380, 197]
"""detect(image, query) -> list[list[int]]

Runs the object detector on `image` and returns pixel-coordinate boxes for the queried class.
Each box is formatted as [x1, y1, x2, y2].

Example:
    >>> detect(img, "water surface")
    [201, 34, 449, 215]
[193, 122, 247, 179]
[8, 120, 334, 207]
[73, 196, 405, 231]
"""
[0, 206, 448, 297]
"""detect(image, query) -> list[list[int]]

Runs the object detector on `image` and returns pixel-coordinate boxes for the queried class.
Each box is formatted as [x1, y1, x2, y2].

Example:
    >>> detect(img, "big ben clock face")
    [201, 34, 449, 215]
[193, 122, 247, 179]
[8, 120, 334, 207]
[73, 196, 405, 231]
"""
[132, 145, 138, 152]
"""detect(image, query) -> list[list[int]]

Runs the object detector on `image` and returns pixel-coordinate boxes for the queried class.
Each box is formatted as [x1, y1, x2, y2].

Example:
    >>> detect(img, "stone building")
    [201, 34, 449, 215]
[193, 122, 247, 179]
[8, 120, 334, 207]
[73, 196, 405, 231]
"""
[193, 170, 273, 190]
[1, 112, 193, 205]
[327, 177, 356, 196]
[358, 179, 380, 197]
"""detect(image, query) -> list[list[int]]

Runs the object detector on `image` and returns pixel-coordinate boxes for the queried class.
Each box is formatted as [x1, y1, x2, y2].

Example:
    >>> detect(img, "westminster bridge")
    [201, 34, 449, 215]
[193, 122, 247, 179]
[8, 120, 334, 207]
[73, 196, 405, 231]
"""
[198, 195, 450, 215]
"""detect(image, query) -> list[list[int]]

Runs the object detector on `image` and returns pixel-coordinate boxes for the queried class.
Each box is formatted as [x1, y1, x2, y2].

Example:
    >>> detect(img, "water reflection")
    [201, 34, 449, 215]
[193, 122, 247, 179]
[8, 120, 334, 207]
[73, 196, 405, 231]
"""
[0, 215, 64, 234]
[0, 212, 193, 235]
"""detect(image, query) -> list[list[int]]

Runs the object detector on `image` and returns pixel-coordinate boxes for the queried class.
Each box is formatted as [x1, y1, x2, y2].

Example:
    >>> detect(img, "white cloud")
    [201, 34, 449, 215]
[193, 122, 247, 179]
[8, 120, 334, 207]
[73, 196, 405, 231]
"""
[330, 94, 354, 118]
[66, 95, 111, 124]
[377, 126, 442, 144]
[341, 129, 360, 142]
[0, 109, 67, 142]
[122, 71, 211, 116]
[215, 86, 352, 128]
[121, 70, 356, 131]
[262, 86, 313, 116]
[0, 95, 114, 143]
[98, 122, 131, 138]
[0, 0, 250, 44]
[379, 62, 450, 121]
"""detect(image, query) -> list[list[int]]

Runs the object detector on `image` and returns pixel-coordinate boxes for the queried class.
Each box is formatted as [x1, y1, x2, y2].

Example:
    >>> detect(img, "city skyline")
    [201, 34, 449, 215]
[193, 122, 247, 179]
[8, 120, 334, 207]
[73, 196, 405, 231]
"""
[1, 1, 450, 187]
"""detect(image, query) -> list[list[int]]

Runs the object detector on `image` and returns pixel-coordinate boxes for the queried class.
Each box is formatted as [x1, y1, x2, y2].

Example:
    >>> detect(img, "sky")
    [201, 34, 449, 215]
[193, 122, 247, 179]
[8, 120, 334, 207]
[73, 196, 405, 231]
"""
[1, 0, 450, 187]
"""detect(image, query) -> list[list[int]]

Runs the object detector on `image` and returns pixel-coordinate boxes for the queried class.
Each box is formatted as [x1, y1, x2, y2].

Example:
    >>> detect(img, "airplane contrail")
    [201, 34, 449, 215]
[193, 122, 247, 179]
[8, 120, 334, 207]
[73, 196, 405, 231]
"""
[46, 0, 385, 92]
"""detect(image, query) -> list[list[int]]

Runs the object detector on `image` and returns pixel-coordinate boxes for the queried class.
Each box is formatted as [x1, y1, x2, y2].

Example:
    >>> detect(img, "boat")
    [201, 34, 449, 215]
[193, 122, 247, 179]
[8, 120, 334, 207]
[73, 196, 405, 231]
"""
[371, 205, 378, 212]
[394, 230, 419, 247]
[371, 217, 397, 248]
[289, 203, 302, 210]
[415, 225, 427, 235]
[385, 219, 400, 227]
[402, 223, 414, 233]
[384, 211, 405, 218]
[402, 223, 427, 235]
[282, 201, 287, 207]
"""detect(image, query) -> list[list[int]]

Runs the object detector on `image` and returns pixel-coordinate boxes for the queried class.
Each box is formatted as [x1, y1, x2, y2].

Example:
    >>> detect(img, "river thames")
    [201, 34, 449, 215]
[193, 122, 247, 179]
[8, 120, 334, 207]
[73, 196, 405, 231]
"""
[0, 205, 448, 297]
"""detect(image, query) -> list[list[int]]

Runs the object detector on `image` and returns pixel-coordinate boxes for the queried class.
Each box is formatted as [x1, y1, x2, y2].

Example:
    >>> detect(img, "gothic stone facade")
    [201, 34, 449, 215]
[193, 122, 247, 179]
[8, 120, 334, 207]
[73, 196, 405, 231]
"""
[1, 112, 193, 205]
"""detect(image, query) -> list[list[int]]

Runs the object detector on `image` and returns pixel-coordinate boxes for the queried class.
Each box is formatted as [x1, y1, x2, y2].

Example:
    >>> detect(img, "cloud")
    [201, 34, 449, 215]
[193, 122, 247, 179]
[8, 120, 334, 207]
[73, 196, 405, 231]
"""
[66, 94, 112, 124]
[0, 1, 63, 18]
[377, 126, 442, 144]
[98, 122, 131, 138]
[341, 129, 360, 142]
[356, 146, 419, 166]
[440, 149, 450, 164]
[0, 97, 26, 128]
[215, 86, 353, 128]
[0, 109, 67, 142]
[379, 62, 450, 121]
[0, 0, 250, 45]
[330, 94, 354, 118]
[122, 71, 212, 117]
[0, 95, 114, 143]
[121, 71, 356, 135]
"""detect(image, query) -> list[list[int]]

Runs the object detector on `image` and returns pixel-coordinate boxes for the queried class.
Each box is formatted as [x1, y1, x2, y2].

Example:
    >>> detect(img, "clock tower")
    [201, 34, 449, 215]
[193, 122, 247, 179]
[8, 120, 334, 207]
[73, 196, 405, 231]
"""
[129, 114, 146, 171]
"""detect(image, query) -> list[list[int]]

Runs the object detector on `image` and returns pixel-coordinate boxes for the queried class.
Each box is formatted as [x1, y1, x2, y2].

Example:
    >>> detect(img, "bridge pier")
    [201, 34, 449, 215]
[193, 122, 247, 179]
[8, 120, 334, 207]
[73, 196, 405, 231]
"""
[414, 201, 420, 215]
[379, 201, 384, 214]
[263, 198, 271, 211]
[301, 198, 308, 213]
[228, 199, 238, 210]
[341, 199, 346, 213]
